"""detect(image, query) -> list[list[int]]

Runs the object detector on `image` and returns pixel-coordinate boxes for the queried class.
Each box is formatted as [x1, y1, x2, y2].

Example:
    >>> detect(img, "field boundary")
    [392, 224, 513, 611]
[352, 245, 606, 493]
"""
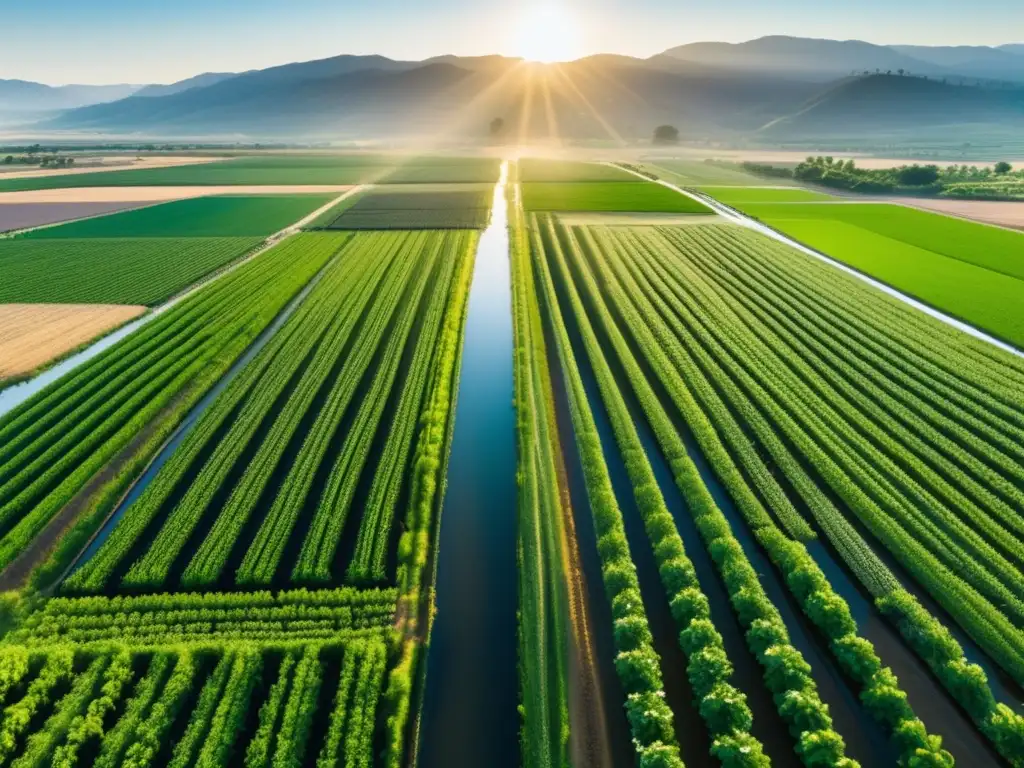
[0, 186, 363, 419]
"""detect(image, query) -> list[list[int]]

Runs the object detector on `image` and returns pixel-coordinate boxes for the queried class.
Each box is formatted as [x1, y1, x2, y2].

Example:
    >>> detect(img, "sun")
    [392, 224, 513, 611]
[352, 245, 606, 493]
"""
[512, 4, 583, 63]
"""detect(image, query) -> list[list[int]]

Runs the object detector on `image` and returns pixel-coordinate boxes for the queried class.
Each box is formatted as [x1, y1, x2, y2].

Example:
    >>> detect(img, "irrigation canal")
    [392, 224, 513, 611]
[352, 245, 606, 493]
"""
[418, 162, 520, 768]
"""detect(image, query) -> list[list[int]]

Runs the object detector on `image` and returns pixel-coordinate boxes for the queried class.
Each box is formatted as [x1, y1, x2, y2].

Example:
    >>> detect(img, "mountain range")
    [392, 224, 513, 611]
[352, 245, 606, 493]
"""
[2, 35, 1024, 143]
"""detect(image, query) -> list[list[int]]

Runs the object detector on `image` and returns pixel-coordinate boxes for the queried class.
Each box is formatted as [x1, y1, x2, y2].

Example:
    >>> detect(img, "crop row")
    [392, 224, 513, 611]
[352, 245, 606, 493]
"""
[0, 237, 263, 305]
[63, 233, 401, 593]
[528, 215, 686, 766]
[570, 219, 1024, 762]
[0, 640, 388, 768]
[509, 193, 572, 767]
[66, 230, 477, 594]
[646, 224, 1024, 671]
[344, 234, 466, 583]
[0, 233, 351, 588]
[542, 215, 969, 765]
[537, 214, 899, 766]
[11, 588, 396, 647]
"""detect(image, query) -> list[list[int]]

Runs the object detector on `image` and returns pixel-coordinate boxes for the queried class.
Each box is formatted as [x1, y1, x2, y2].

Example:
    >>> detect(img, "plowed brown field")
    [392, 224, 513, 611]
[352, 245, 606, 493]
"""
[0, 303, 146, 381]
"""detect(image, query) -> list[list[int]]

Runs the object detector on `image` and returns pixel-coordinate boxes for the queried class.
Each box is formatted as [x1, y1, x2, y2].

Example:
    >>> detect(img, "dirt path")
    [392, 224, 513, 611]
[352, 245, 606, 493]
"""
[555, 447, 615, 768]
[544, 359, 614, 768]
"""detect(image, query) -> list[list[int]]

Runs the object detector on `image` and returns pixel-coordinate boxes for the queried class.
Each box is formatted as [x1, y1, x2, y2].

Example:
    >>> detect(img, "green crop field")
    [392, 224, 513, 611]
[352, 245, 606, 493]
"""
[699, 186, 836, 203]
[0, 233, 349, 582]
[738, 201, 1024, 281]
[0, 222, 473, 768]
[522, 181, 711, 212]
[0, 237, 262, 304]
[320, 188, 493, 229]
[3, 154, 1024, 768]
[736, 202, 1024, 345]
[650, 158, 780, 185]
[519, 210, 1024, 767]
[0, 155, 501, 190]
[66, 230, 477, 593]
[518, 158, 636, 182]
[20, 194, 335, 238]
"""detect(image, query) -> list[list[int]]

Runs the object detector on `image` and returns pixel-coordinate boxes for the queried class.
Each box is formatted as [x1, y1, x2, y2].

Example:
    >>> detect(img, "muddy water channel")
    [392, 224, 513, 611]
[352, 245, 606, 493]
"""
[418, 163, 519, 768]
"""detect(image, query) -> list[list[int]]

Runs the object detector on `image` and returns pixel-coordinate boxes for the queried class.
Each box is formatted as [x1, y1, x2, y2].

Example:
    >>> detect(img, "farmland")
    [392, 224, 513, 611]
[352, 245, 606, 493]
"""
[696, 186, 837, 203]
[522, 181, 711, 213]
[0, 238, 262, 305]
[66, 230, 477, 593]
[0, 194, 346, 305]
[732, 201, 1024, 346]
[518, 159, 637, 182]
[18, 194, 336, 238]
[0, 304, 146, 383]
[520, 204, 1024, 766]
[318, 187, 493, 230]
[0, 232, 349, 584]
[0, 202, 148, 234]
[648, 158, 780, 186]
[0, 151, 1023, 768]
[0, 155, 501, 191]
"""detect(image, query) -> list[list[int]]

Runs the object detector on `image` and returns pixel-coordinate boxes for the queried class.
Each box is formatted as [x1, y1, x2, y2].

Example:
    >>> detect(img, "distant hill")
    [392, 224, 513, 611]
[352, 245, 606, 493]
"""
[42, 54, 820, 140]
[0, 80, 142, 112]
[134, 72, 241, 98]
[662, 36, 1024, 83]
[757, 74, 1024, 138]
[13, 36, 1024, 142]
[660, 36, 937, 80]
[891, 45, 1024, 81]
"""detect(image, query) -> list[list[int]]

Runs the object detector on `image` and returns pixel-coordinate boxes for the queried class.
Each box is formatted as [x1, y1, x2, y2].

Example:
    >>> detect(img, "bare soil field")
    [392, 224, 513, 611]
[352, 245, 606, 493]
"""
[0, 185, 352, 204]
[0, 155, 220, 180]
[892, 198, 1024, 230]
[0, 303, 146, 381]
[0, 201, 148, 233]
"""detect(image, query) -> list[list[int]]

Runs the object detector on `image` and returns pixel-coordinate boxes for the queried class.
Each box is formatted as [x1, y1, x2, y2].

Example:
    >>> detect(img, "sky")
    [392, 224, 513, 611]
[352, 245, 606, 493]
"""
[2, 0, 1023, 85]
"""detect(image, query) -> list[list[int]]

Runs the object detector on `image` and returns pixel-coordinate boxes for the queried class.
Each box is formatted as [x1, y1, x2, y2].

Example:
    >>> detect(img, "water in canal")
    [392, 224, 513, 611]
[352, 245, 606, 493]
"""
[418, 162, 520, 768]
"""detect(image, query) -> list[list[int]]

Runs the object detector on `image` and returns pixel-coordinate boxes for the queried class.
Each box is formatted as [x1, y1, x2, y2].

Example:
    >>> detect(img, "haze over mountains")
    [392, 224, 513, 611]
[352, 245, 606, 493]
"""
[2, 35, 1024, 143]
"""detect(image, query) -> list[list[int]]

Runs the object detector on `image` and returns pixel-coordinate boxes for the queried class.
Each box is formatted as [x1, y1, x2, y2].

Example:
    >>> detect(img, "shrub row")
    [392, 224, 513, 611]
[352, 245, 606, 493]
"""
[541, 216, 769, 765]
[607, 224, 1024, 685]
[590, 221, 1023, 760]
[530, 218, 684, 767]
[572, 220, 952, 765]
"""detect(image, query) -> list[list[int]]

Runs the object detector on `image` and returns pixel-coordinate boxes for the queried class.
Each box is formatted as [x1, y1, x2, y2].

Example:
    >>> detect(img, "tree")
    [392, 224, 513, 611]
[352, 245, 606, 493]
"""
[653, 125, 680, 145]
[2, 156, 11, 165]
[994, 161, 1012, 175]
[897, 164, 940, 186]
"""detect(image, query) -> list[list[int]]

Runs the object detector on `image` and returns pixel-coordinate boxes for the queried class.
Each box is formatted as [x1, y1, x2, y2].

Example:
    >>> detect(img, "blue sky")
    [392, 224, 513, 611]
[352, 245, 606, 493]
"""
[3, 0, 1023, 84]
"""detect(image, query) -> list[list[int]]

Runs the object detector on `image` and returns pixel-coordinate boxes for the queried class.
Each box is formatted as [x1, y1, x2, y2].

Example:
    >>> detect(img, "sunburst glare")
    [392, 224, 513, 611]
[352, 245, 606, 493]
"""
[511, 4, 583, 63]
